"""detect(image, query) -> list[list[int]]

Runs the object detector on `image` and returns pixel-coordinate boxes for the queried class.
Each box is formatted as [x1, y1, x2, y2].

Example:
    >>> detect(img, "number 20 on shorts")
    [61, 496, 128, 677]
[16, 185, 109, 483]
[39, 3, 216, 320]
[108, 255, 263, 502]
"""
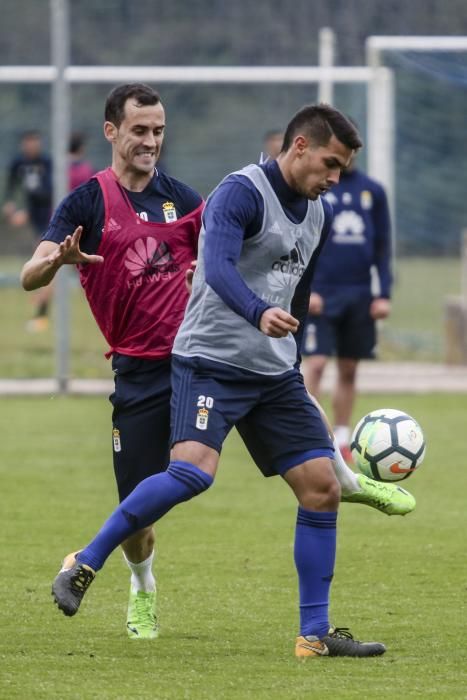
[196, 395, 214, 430]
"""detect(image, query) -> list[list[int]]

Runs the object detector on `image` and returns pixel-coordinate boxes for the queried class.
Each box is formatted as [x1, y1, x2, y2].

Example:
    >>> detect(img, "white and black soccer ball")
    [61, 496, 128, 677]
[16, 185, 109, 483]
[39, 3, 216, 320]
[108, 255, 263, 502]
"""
[350, 408, 426, 482]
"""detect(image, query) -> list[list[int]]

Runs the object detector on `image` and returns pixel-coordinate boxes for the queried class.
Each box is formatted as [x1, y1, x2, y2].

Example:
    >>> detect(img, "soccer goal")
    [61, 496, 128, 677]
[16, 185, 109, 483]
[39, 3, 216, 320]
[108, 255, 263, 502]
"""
[364, 36, 467, 363]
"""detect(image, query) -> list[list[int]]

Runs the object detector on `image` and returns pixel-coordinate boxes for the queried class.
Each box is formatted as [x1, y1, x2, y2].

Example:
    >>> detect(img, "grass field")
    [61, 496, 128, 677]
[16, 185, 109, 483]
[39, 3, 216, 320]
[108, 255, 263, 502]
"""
[1, 393, 466, 699]
[0, 255, 462, 377]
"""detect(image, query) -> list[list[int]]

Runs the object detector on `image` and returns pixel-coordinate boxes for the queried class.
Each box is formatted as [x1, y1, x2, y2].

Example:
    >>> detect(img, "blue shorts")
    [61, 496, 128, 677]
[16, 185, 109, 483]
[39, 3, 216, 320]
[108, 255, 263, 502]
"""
[171, 355, 334, 477]
[110, 354, 172, 501]
[302, 286, 376, 359]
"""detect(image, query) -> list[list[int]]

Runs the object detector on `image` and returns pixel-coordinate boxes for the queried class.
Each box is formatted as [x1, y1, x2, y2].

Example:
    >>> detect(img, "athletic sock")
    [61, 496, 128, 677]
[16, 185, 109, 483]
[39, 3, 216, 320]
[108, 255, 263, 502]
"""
[332, 437, 360, 495]
[77, 461, 213, 572]
[294, 507, 337, 639]
[333, 425, 351, 447]
[124, 550, 156, 593]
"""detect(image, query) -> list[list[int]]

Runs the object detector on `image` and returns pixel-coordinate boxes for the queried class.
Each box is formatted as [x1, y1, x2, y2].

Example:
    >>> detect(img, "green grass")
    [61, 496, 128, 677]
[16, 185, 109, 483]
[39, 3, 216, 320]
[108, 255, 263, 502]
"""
[0, 393, 466, 699]
[379, 257, 461, 361]
[0, 269, 111, 379]
[0, 256, 462, 377]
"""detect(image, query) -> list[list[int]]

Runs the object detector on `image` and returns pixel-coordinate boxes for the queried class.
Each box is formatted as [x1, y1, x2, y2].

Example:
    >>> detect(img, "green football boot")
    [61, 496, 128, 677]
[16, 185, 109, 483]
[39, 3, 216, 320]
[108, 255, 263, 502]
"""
[341, 473, 416, 516]
[126, 588, 159, 640]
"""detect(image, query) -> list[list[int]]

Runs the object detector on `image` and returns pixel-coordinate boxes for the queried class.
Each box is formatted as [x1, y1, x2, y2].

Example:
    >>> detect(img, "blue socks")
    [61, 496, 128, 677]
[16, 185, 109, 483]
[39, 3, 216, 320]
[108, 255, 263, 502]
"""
[76, 459, 335, 640]
[77, 461, 213, 571]
[294, 507, 337, 639]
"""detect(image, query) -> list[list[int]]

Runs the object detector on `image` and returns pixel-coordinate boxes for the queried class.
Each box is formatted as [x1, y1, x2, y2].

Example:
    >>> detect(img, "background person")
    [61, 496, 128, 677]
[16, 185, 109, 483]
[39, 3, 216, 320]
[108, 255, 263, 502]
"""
[68, 131, 95, 191]
[3, 130, 53, 331]
[301, 151, 392, 463]
[261, 128, 284, 161]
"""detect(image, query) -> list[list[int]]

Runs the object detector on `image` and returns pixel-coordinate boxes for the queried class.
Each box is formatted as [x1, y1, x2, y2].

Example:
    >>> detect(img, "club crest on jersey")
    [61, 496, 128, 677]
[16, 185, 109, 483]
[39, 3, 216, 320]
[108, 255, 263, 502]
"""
[112, 428, 122, 452]
[196, 408, 209, 430]
[361, 190, 373, 210]
[162, 201, 177, 223]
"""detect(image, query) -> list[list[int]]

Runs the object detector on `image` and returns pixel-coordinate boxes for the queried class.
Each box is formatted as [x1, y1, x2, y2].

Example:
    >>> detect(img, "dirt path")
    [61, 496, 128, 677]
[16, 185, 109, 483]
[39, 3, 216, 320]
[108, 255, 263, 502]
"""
[2, 361, 467, 394]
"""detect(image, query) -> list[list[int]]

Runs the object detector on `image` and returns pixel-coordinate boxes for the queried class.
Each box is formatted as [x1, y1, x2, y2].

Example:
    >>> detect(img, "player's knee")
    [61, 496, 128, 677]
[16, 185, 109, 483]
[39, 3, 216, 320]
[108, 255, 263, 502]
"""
[297, 470, 341, 511]
[325, 475, 341, 507]
[338, 359, 358, 384]
[304, 360, 327, 392]
[167, 460, 214, 499]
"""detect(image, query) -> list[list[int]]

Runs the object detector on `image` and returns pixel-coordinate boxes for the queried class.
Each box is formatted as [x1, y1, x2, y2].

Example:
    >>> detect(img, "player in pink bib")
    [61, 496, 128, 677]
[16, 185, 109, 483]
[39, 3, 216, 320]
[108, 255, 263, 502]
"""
[21, 83, 203, 640]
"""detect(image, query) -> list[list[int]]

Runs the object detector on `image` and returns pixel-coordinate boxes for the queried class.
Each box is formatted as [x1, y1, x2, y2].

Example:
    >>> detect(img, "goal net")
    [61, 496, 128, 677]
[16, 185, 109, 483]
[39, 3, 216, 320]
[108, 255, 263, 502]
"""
[368, 45, 467, 361]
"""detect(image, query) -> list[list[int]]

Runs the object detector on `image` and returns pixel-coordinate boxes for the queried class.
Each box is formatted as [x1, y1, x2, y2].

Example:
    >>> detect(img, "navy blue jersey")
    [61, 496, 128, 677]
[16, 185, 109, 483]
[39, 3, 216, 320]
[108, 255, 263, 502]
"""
[43, 168, 203, 253]
[201, 159, 333, 355]
[5, 153, 53, 233]
[312, 168, 392, 298]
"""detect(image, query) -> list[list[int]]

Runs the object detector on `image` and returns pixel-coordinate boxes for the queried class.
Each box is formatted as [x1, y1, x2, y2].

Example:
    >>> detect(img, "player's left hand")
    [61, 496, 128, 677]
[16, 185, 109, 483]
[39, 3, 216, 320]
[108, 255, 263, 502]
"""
[2, 201, 16, 220]
[370, 297, 391, 320]
[10, 209, 29, 227]
[259, 307, 299, 337]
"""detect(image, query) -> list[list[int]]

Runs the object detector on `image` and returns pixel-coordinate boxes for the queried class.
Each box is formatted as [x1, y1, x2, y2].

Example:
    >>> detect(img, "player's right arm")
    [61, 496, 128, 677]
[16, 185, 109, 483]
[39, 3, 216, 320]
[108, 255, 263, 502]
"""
[203, 177, 298, 337]
[21, 226, 103, 290]
[20, 180, 104, 291]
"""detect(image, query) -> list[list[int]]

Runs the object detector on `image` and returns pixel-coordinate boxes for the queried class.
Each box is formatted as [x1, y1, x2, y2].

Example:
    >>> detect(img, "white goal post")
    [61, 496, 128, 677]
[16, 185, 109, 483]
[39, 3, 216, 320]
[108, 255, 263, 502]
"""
[366, 35, 467, 66]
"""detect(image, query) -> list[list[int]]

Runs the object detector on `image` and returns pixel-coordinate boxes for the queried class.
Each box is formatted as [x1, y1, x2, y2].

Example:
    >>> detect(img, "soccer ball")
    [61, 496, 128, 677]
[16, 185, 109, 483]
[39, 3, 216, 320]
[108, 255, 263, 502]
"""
[350, 408, 426, 482]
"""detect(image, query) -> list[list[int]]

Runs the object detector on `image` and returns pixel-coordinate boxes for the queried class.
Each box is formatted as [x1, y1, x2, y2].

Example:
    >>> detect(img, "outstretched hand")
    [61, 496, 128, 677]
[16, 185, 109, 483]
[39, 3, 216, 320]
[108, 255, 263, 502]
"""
[47, 226, 104, 267]
[259, 307, 299, 338]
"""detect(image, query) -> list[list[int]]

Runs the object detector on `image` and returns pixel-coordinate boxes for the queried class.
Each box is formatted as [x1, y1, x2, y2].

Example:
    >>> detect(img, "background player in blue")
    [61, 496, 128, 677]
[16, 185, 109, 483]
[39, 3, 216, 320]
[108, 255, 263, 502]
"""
[261, 128, 284, 161]
[21, 83, 203, 640]
[51, 104, 392, 658]
[301, 150, 392, 463]
[3, 130, 53, 331]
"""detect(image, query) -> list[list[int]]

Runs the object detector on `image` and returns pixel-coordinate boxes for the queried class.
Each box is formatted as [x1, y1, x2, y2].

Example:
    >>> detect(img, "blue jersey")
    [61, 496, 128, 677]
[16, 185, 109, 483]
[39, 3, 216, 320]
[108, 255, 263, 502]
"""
[43, 168, 203, 252]
[199, 159, 333, 357]
[5, 153, 53, 233]
[312, 168, 392, 298]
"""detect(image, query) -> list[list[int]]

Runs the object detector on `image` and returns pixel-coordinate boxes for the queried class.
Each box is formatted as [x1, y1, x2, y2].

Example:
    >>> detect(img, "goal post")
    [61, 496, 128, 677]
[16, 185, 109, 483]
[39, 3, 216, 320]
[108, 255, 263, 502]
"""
[366, 35, 467, 67]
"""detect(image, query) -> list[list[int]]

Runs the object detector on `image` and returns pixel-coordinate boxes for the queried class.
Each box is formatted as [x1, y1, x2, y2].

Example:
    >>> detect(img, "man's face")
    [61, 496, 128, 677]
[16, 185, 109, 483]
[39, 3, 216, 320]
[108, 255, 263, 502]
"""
[105, 99, 165, 175]
[21, 135, 42, 159]
[286, 134, 354, 200]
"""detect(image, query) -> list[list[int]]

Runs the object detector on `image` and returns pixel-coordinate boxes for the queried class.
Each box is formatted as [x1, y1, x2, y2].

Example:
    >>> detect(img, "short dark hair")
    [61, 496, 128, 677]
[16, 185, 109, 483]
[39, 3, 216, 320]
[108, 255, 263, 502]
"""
[282, 104, 362, 152]
[21, 129, 41, 141]
[104, 83, 161, 127]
